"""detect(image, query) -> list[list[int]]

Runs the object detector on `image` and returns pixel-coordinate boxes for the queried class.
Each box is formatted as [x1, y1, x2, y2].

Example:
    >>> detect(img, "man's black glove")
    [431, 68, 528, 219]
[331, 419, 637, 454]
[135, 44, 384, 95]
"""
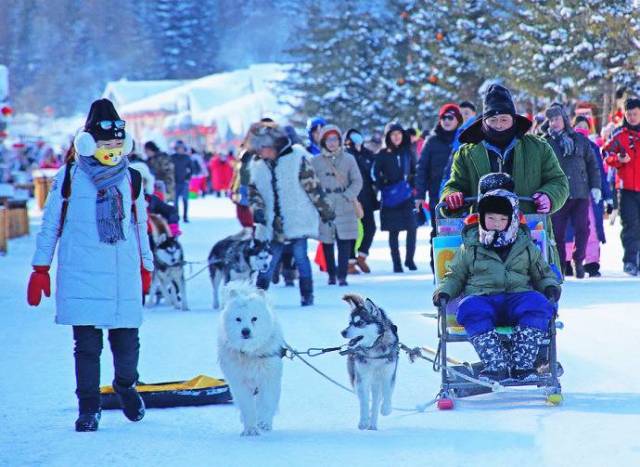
[545, 286, 561, 302]
[433, 292, 450, 307]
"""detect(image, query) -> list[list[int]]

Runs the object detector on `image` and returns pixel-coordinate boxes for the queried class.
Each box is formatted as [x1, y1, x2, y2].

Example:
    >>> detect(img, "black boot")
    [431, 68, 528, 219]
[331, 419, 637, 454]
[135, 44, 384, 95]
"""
[469, 330, 509, 382]
[113, 380, 145, 422]
[564, 261, 573, 277]
[299, 277, 314, 306]
[574, 261, 585, 279]
[391, 250, 403, 273]
[511, 326, 546, 381]
[584, 262, 601, 277]
[75, 411, 101, 432]
[404, 260, 417, 271]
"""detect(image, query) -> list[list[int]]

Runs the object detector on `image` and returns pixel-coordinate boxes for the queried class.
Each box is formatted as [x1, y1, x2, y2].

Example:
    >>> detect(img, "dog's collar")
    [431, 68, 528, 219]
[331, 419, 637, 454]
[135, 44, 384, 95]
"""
[347, 337, 399, 362]
[238, 347, 287, 359]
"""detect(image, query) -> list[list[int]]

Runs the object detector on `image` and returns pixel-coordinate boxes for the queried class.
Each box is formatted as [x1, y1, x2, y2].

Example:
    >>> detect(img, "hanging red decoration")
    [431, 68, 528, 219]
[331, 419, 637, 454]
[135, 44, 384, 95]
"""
[1, 105, 12, 116]
[436, 32, 445, 41]
[396, 77, 406, 86]
[428, 75, 438, 85]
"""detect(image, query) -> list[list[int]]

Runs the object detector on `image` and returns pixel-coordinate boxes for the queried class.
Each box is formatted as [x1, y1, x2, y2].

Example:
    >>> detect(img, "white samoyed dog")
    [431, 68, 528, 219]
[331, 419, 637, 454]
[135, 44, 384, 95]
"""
[218, 282, 284, 436]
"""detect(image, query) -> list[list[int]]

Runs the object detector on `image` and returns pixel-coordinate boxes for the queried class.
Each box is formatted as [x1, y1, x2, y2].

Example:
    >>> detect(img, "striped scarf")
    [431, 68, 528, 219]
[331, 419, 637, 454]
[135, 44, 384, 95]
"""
[77, 156, 129, 244]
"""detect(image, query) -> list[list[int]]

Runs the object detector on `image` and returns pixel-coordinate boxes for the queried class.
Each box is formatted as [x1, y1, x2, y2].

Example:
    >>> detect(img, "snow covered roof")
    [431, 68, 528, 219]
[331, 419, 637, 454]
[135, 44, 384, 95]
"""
[103, 79, 191, 108]
[120, 64, 291, 122]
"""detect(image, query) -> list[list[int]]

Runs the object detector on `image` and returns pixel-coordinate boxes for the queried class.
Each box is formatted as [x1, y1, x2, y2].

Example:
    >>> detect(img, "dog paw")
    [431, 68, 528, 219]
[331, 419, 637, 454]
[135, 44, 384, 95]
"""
[367, 424, 378, 431]
[358, 421, 369, 430]
[258, 421, 272, 431]
[241, 427, 260, 436]
[381, 404, 392, 416]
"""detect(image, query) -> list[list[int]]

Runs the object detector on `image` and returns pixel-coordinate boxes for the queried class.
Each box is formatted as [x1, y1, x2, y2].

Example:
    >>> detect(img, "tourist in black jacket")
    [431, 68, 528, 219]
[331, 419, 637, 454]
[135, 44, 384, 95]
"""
[171, 140, 193, 222]
[373, 122, 417, 273]
[345, 128, 378, 273]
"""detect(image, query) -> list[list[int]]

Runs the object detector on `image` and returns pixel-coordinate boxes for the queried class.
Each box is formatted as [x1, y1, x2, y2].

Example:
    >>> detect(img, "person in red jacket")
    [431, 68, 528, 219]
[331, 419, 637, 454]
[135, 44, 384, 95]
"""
[208, 151, 235, 197]
[603, 97, 640, 276]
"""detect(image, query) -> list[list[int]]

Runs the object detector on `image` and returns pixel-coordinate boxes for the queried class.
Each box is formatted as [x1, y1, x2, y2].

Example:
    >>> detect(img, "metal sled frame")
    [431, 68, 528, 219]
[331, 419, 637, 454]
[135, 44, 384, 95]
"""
[433, 198, 563, 405]
[436, 301, 562, 400]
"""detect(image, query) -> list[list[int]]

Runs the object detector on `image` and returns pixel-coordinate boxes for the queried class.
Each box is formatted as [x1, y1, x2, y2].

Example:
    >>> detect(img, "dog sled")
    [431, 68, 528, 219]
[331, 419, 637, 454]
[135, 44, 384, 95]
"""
[100, 375, 232, 409]
[432, 197, 563, 410]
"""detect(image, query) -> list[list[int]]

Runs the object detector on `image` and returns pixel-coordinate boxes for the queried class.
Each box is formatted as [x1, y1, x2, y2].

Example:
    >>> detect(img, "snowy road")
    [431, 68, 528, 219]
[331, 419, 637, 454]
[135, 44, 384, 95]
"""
[1, 197, 639, 467]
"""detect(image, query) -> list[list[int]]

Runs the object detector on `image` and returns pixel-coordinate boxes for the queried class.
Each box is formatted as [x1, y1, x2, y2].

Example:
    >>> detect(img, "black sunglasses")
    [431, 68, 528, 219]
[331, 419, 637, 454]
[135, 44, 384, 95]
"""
[97, 120, 125, 130]
[440, 115, 456, 122]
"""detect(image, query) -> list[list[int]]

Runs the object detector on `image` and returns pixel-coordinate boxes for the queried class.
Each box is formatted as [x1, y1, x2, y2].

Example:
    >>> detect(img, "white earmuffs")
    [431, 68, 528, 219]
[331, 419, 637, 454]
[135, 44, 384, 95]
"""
[73, 131, 133, 157]
[73, 131, 97, 157]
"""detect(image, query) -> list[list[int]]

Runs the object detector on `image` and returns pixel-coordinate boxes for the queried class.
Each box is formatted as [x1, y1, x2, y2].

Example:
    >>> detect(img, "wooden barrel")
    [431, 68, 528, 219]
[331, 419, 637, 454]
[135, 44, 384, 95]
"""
[0, 206, 7, 254]
[34, 177, 52, 210]
[6, 199, 29, 238]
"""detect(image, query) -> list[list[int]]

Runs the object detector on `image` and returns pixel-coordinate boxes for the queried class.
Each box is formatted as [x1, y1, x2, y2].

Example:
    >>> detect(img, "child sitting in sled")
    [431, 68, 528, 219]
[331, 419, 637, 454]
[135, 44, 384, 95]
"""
[433, 174, 561, 382]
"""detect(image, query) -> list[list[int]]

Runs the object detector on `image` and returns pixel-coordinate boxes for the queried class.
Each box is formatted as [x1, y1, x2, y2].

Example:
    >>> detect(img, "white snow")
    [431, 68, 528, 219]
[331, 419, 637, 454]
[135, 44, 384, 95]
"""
[1, 197, 639, 467]
[102, 79, 192, 109]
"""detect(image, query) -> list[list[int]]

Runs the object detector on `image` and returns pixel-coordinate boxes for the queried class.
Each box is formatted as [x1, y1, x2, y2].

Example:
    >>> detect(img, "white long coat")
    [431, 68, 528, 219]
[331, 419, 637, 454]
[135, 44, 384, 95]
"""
[32, 163, 153, 329]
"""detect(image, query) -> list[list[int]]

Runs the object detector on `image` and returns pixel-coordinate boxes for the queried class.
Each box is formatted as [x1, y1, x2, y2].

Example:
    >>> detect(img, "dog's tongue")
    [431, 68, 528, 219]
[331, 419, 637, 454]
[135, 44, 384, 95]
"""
[348, 336, 363, 346]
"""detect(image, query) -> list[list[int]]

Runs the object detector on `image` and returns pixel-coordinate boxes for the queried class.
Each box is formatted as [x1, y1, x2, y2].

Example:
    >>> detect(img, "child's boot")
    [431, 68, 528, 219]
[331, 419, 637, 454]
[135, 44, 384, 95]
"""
[511, 325, 546, 381]
[469, 330, 509, 382]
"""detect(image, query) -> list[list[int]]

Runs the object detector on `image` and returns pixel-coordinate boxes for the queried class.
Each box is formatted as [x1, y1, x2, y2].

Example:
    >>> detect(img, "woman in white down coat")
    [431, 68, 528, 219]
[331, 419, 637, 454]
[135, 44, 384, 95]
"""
[27, 99, 153, 432]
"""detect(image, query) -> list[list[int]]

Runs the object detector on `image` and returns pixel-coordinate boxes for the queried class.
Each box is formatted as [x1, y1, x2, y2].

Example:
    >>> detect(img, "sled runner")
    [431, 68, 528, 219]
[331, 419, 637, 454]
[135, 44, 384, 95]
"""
[100, 375, 232, 409]
[432, 198, 563, 409]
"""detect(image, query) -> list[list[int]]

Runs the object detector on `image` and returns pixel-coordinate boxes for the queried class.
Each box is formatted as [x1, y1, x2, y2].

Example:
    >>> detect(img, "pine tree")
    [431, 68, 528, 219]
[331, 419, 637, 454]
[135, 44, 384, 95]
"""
[483, 0, 640, 101]
[282, 0, 419, 132]
[404, 0, 505, 118]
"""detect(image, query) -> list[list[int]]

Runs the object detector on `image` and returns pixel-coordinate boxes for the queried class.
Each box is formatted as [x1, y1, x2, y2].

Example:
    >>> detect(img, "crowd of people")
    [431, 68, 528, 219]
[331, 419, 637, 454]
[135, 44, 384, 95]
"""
[218, 85, 636, 309]
[21, 82, 640, 430]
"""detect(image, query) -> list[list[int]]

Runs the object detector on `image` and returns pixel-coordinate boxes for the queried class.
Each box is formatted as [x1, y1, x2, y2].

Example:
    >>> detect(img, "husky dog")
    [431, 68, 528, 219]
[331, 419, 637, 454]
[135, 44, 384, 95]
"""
[147, 214, 188, 310]
[341, 294, 399, 430]
[218, 282, 284, 436]
[208, 230, 272, 309]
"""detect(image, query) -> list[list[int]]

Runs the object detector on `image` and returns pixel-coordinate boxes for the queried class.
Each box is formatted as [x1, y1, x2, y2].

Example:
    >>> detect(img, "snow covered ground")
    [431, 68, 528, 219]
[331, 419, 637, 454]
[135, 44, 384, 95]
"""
[1, 196, 639, 467]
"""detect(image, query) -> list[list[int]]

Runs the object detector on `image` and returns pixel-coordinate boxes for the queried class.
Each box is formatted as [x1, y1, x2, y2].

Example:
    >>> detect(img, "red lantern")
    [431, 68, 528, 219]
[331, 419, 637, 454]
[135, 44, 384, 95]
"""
[1, 105, 12, 116]
[436, 32, 444, 41]
[428, 75, 438, 85]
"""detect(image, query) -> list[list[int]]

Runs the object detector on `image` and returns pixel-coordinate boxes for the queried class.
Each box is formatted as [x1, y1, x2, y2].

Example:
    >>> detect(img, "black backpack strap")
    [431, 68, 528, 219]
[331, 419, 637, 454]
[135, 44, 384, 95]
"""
[128, 167, 142, 201]
[57, 162, 74, 237]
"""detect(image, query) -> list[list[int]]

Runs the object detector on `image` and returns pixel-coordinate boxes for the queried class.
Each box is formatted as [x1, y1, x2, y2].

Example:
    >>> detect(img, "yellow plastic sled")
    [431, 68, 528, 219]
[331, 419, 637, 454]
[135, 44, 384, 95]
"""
[100, 375, 232, 409]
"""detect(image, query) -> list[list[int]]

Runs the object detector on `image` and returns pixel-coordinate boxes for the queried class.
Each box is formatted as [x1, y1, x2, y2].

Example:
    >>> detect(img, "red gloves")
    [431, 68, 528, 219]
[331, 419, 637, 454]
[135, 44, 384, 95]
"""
[27, 266, 51, 306]
[532, 192, 551, 214]
[169, 223, 181, 237]
[141, 266, 152, 295]
[445, 192, 465, 210]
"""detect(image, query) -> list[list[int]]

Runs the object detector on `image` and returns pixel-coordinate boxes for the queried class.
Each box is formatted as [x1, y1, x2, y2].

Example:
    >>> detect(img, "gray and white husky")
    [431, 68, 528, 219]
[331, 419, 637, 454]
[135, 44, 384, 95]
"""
[341, 294, 399, 430]
[208, 230, 272, 309]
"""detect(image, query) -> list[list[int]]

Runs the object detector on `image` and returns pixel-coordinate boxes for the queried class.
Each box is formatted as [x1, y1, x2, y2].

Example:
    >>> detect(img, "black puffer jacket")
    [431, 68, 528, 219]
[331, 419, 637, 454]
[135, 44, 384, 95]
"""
[415, 125, 456, 202]
[545, 130, 601, 200]
[345, 129, 378, 212]
[373, 123, 417, 232]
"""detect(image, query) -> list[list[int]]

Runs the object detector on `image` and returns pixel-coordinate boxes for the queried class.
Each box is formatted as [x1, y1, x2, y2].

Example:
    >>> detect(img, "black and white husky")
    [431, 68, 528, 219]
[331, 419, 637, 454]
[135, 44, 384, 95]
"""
[208, 230, 272, 309]
[147, 214, 188, 310]
[341, 294, 399, 430]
